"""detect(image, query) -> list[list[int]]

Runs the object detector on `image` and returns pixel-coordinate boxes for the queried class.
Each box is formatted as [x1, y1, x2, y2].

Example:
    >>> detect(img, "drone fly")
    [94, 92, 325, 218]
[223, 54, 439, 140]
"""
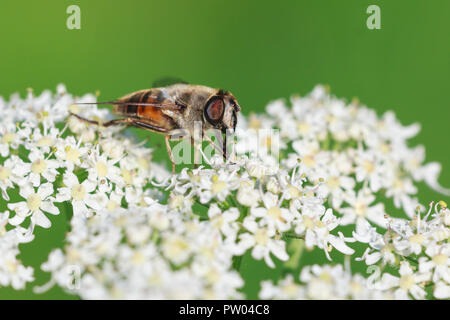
[71, 82, 241, 173]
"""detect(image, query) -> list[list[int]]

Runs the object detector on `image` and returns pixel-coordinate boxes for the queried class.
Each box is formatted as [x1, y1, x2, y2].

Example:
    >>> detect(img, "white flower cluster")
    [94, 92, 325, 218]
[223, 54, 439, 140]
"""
[163, 155, 356, 266]
[0, 84, 447, 299]
[0, 211, 33, 289]
[0, 85, 166, 289]
[259, 264, 393, 299]
[239, 85, 449, 222]
[354, 201, 449, 299]
[260, 203, 449, 300]
[37, 205, 243, 299]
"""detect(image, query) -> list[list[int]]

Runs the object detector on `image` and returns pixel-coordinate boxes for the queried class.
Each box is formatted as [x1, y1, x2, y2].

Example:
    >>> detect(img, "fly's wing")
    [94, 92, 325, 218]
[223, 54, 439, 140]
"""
[152, 77, 188, 88]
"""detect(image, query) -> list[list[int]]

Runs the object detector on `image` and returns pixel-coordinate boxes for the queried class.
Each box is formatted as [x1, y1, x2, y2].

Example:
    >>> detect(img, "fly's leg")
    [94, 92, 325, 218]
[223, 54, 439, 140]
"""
[192, 140, 198, 169]
[217, 131, 227, 161]
[203, 134, 226, 160]
[70, 112, 179, 173]
[191, 135, 201, 169]
[69, 112, 134, 127]
[165, 135, 176, 174]
[69, 113, 168, 133]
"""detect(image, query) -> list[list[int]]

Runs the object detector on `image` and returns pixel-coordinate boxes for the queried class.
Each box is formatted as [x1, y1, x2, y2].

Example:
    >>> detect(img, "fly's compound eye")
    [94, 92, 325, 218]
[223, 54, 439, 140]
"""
[204, 97, 224, 125]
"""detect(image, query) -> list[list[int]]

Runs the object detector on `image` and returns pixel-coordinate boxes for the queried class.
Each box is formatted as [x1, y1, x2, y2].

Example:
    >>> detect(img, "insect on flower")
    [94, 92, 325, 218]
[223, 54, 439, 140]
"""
[70, 79, 241, 173]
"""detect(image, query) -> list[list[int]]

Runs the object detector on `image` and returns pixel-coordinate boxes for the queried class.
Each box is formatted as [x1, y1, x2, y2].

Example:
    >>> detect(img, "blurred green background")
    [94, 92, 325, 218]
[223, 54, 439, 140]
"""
[0, 0, 449, 299]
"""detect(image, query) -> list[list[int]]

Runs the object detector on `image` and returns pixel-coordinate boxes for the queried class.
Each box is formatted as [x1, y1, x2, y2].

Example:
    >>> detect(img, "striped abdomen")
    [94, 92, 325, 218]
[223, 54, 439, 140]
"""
[113, 89, 177, 131]
[113, 89, 154, 116]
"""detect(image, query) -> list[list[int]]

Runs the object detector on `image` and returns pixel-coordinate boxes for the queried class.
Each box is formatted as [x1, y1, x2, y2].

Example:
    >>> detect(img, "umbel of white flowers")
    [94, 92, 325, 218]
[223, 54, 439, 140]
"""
[0, 84, 448, 299]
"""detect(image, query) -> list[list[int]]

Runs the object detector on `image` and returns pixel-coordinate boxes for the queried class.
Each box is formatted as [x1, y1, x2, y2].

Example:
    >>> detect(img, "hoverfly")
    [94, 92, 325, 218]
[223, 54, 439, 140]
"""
[71, 81, 241, 173]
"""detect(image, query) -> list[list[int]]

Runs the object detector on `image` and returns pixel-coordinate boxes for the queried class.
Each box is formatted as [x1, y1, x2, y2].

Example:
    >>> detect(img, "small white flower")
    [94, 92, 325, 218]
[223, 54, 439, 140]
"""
[14, 150, 60, 187]
[0, 123, 23, 157]
[316, 164, 355, 209]
[236, 181, 260, 207]
[236, 216, 289, 268]
[0, 156, 24, 201]
[54, 136, 88, 172]
[207, 204, 239, 239]
[353, 149, 386, 192]
[251, 192, 293, 232]
[418, 243, 449, 283]
[161, 233, 191, 265]
[8, 183, 59, 229]
[295, 208, 354, 260]
[55, 171, 103, 217]
[86, 149, 121, 193]
[379, 261, 430, 300]
[386, 176, 418, 213]
[340, 190, 387, 227]
[433, 281, 450, 299]
[0, 251, 34, 289]
[24, 125, 60, 154]
[259, 275, 302, 299]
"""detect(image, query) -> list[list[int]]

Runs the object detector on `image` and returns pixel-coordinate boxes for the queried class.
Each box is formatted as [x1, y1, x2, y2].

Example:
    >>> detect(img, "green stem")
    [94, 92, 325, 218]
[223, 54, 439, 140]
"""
[232, 255, 244, 272]
[404, 255, 419, 265]
[63, 201, 73, 232]
[281, 232, 305, 240]
[227, 194, 239, 209]
[151, 230, 160, 243]
[284, 238, 305, 270]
